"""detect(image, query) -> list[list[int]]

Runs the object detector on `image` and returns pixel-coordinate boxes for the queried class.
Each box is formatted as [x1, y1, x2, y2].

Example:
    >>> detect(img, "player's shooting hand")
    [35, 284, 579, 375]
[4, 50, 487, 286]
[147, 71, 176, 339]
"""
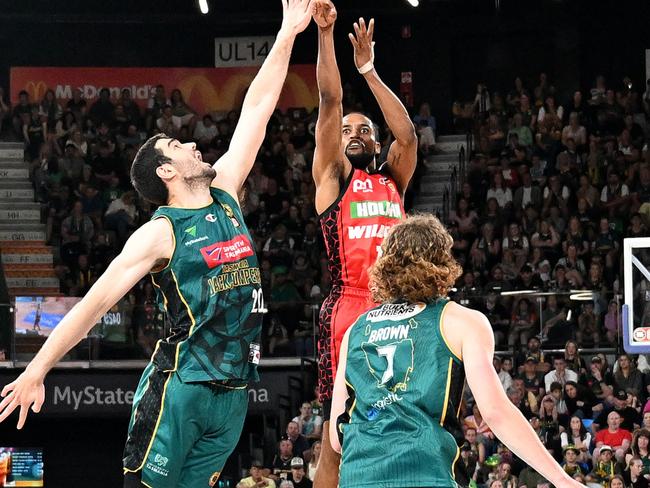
[280, 0, 314, 37]
[349, 17, 375, 71]
[0, 371, 45, 430]
[312, 0, 337, 30]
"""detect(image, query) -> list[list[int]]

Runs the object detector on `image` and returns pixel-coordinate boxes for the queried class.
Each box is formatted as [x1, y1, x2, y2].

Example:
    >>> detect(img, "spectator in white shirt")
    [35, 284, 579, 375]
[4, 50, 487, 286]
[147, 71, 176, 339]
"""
[544, 356, 578, 391]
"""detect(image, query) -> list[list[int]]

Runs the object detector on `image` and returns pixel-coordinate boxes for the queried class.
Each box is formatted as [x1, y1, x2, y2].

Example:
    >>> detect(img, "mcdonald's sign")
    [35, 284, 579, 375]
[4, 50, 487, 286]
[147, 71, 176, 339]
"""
[11, 66, 318, 114]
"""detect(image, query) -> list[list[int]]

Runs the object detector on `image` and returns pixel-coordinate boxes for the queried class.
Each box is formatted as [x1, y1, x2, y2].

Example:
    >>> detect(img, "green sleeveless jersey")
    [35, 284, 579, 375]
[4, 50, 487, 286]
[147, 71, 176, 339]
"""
[149, 187, 264, 383]
[338, 299, 465, 488]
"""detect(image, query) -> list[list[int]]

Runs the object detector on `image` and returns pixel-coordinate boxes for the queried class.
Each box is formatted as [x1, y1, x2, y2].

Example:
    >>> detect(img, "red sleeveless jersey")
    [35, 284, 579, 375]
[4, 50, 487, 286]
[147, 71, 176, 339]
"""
[320, 168, 405, 291]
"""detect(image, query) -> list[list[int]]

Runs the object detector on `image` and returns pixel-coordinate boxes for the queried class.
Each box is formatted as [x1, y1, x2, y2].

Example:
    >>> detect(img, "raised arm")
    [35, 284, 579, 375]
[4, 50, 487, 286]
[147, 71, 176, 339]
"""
[453, 305, 582, 488]
[213, 0, 313, 200]
[0, 218, 173, 429]
[349, 18, 417, 195]
[312, 0, 346, 215]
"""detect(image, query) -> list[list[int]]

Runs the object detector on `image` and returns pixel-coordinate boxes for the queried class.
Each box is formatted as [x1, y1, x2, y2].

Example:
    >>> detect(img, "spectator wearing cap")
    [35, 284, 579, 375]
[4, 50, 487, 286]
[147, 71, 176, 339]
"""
[288, 457, 311, 488]
[593, 390, 640, 432]
[239, 460, 276, 488]
[561, 445, 585, 477]
[586, 355, 615, 403]
[512, 264, 545, 292]
[270, 439, 294, 482]
[515, 336, 549, 374]
[560, 416, 592, 464]
[519, 356, 546, 400]
[593, 411, 632, 462]
[586, 445, 623, 487]
[544, 356, 578, 391]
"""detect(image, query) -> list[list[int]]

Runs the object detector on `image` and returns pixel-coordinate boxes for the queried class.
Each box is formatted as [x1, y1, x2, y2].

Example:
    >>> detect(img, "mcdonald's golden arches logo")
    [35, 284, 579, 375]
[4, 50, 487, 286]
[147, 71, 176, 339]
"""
[25, 81, 48, 101]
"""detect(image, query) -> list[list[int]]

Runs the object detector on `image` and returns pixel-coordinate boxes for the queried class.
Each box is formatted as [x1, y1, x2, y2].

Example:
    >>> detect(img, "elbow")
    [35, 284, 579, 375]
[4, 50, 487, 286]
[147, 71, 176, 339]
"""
[400, 126, 418, 147]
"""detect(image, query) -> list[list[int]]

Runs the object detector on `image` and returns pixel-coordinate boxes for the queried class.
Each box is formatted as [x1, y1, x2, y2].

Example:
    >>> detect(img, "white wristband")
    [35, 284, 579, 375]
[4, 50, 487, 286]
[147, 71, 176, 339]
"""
[358, 61, 374, 74]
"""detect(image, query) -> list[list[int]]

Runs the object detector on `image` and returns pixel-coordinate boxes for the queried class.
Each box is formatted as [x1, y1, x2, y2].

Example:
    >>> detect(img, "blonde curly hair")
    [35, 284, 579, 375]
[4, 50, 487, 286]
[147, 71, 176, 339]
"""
[369, 214, 463, 303]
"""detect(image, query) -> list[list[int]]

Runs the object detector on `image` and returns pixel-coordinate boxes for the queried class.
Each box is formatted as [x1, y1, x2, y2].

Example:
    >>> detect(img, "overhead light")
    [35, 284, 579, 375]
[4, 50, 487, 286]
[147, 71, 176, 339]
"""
[500, 290, 536, 296]
[569, 292, 595, 301]
[566, 309, 572, 322]
[406, 0, 419, 6]
[198, 0, 209, 14]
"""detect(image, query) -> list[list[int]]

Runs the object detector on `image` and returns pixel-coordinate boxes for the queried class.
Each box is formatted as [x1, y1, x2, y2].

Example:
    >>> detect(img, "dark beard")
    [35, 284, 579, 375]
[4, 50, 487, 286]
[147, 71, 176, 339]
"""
[346, 150, 375, 170]
[184, 166, 216, 189]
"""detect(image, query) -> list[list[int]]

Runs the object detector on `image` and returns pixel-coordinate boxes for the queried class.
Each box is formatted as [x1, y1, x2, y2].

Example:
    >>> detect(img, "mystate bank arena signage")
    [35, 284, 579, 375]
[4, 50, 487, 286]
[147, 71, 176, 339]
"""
[10, 65, 317, 114]
[0, 369, 293, 417]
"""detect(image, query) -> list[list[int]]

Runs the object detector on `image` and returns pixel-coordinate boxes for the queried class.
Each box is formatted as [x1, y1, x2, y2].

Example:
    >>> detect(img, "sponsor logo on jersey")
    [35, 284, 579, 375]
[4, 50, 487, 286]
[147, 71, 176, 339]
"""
[205, 213, 218, 223]
[366, 303, 426, 322]
[154, 454, 169, 467]
[184, 225, 197, 237]
[347, 223, 394, 240]
[368, 392, 403, 417]
[378, 176, 397, 192]
[367, 324, 410, 343]
[200, 235, 254, 268]
[145, 453, 170, 477]
[350, 200, 402, 219]
[209, 472, 221, 487]
[185, 235, 209, 247]
[352, 179, 373, 193]
[220, 203, 241, 227]
[206, 259, 262, 295]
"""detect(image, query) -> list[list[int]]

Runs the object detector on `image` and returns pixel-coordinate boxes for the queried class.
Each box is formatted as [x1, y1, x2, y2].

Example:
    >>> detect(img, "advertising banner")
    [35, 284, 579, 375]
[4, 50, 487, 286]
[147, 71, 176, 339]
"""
[10, 66, 318, 115]
[0, 368, 296, 416]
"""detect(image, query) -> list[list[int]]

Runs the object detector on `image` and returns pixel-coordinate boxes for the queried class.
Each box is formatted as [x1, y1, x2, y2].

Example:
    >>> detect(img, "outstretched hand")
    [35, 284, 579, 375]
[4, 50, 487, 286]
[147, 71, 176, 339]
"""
[0, 372, 45, 429]
[280, 0, 314, 37]
[349, 17, 375, 71]
[312, 0, 337, 30]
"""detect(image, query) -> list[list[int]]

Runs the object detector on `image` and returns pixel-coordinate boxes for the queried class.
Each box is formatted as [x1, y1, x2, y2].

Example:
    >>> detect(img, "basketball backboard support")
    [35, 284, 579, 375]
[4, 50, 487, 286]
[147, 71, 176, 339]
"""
[623, 237, 650, 353]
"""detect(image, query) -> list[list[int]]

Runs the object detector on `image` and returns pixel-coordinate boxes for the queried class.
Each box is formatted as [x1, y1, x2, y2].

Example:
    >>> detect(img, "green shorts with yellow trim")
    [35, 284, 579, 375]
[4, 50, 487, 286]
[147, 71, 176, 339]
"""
[123, 362, 248, 488]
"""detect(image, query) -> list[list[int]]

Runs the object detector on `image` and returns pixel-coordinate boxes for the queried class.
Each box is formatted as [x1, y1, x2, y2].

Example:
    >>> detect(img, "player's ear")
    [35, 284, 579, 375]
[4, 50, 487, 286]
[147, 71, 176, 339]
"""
[375, 142, 381, 155]
[156, 163, 176, 182]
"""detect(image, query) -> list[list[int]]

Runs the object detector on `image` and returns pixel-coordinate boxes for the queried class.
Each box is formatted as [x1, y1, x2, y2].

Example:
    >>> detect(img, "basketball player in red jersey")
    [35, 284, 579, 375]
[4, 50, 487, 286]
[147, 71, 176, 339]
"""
[311, 2, 417, 486]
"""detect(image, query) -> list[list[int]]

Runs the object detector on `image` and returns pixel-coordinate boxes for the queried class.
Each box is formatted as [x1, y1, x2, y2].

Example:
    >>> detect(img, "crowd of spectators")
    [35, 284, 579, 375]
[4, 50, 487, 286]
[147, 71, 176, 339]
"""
[458, 349, 650, 488]
[448, 73, 650, 488]
[2, 70, 650, 487]
[0, 84, 342, 359]
[449, 73, 650, 350]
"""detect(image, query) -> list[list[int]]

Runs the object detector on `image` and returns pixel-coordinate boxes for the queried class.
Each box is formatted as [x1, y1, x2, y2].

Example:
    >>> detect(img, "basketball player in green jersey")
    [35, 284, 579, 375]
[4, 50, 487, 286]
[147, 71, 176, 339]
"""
[0, 1, 313, 487]
[331, 215, 585, 488]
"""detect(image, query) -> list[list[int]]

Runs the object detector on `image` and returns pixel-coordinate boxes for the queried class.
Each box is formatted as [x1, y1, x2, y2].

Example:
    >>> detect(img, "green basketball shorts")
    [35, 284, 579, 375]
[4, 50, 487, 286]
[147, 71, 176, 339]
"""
[123, 363, 248, 488]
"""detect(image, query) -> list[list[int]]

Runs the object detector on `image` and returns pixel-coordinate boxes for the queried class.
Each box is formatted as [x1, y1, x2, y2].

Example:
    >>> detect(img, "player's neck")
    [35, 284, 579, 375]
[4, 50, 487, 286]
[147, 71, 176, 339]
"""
[166, 185, 213, 209]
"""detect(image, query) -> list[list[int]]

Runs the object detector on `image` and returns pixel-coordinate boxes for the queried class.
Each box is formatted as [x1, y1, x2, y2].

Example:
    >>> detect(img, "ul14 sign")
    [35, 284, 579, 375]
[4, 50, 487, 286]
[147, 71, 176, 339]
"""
[215, 36, 275, 68]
